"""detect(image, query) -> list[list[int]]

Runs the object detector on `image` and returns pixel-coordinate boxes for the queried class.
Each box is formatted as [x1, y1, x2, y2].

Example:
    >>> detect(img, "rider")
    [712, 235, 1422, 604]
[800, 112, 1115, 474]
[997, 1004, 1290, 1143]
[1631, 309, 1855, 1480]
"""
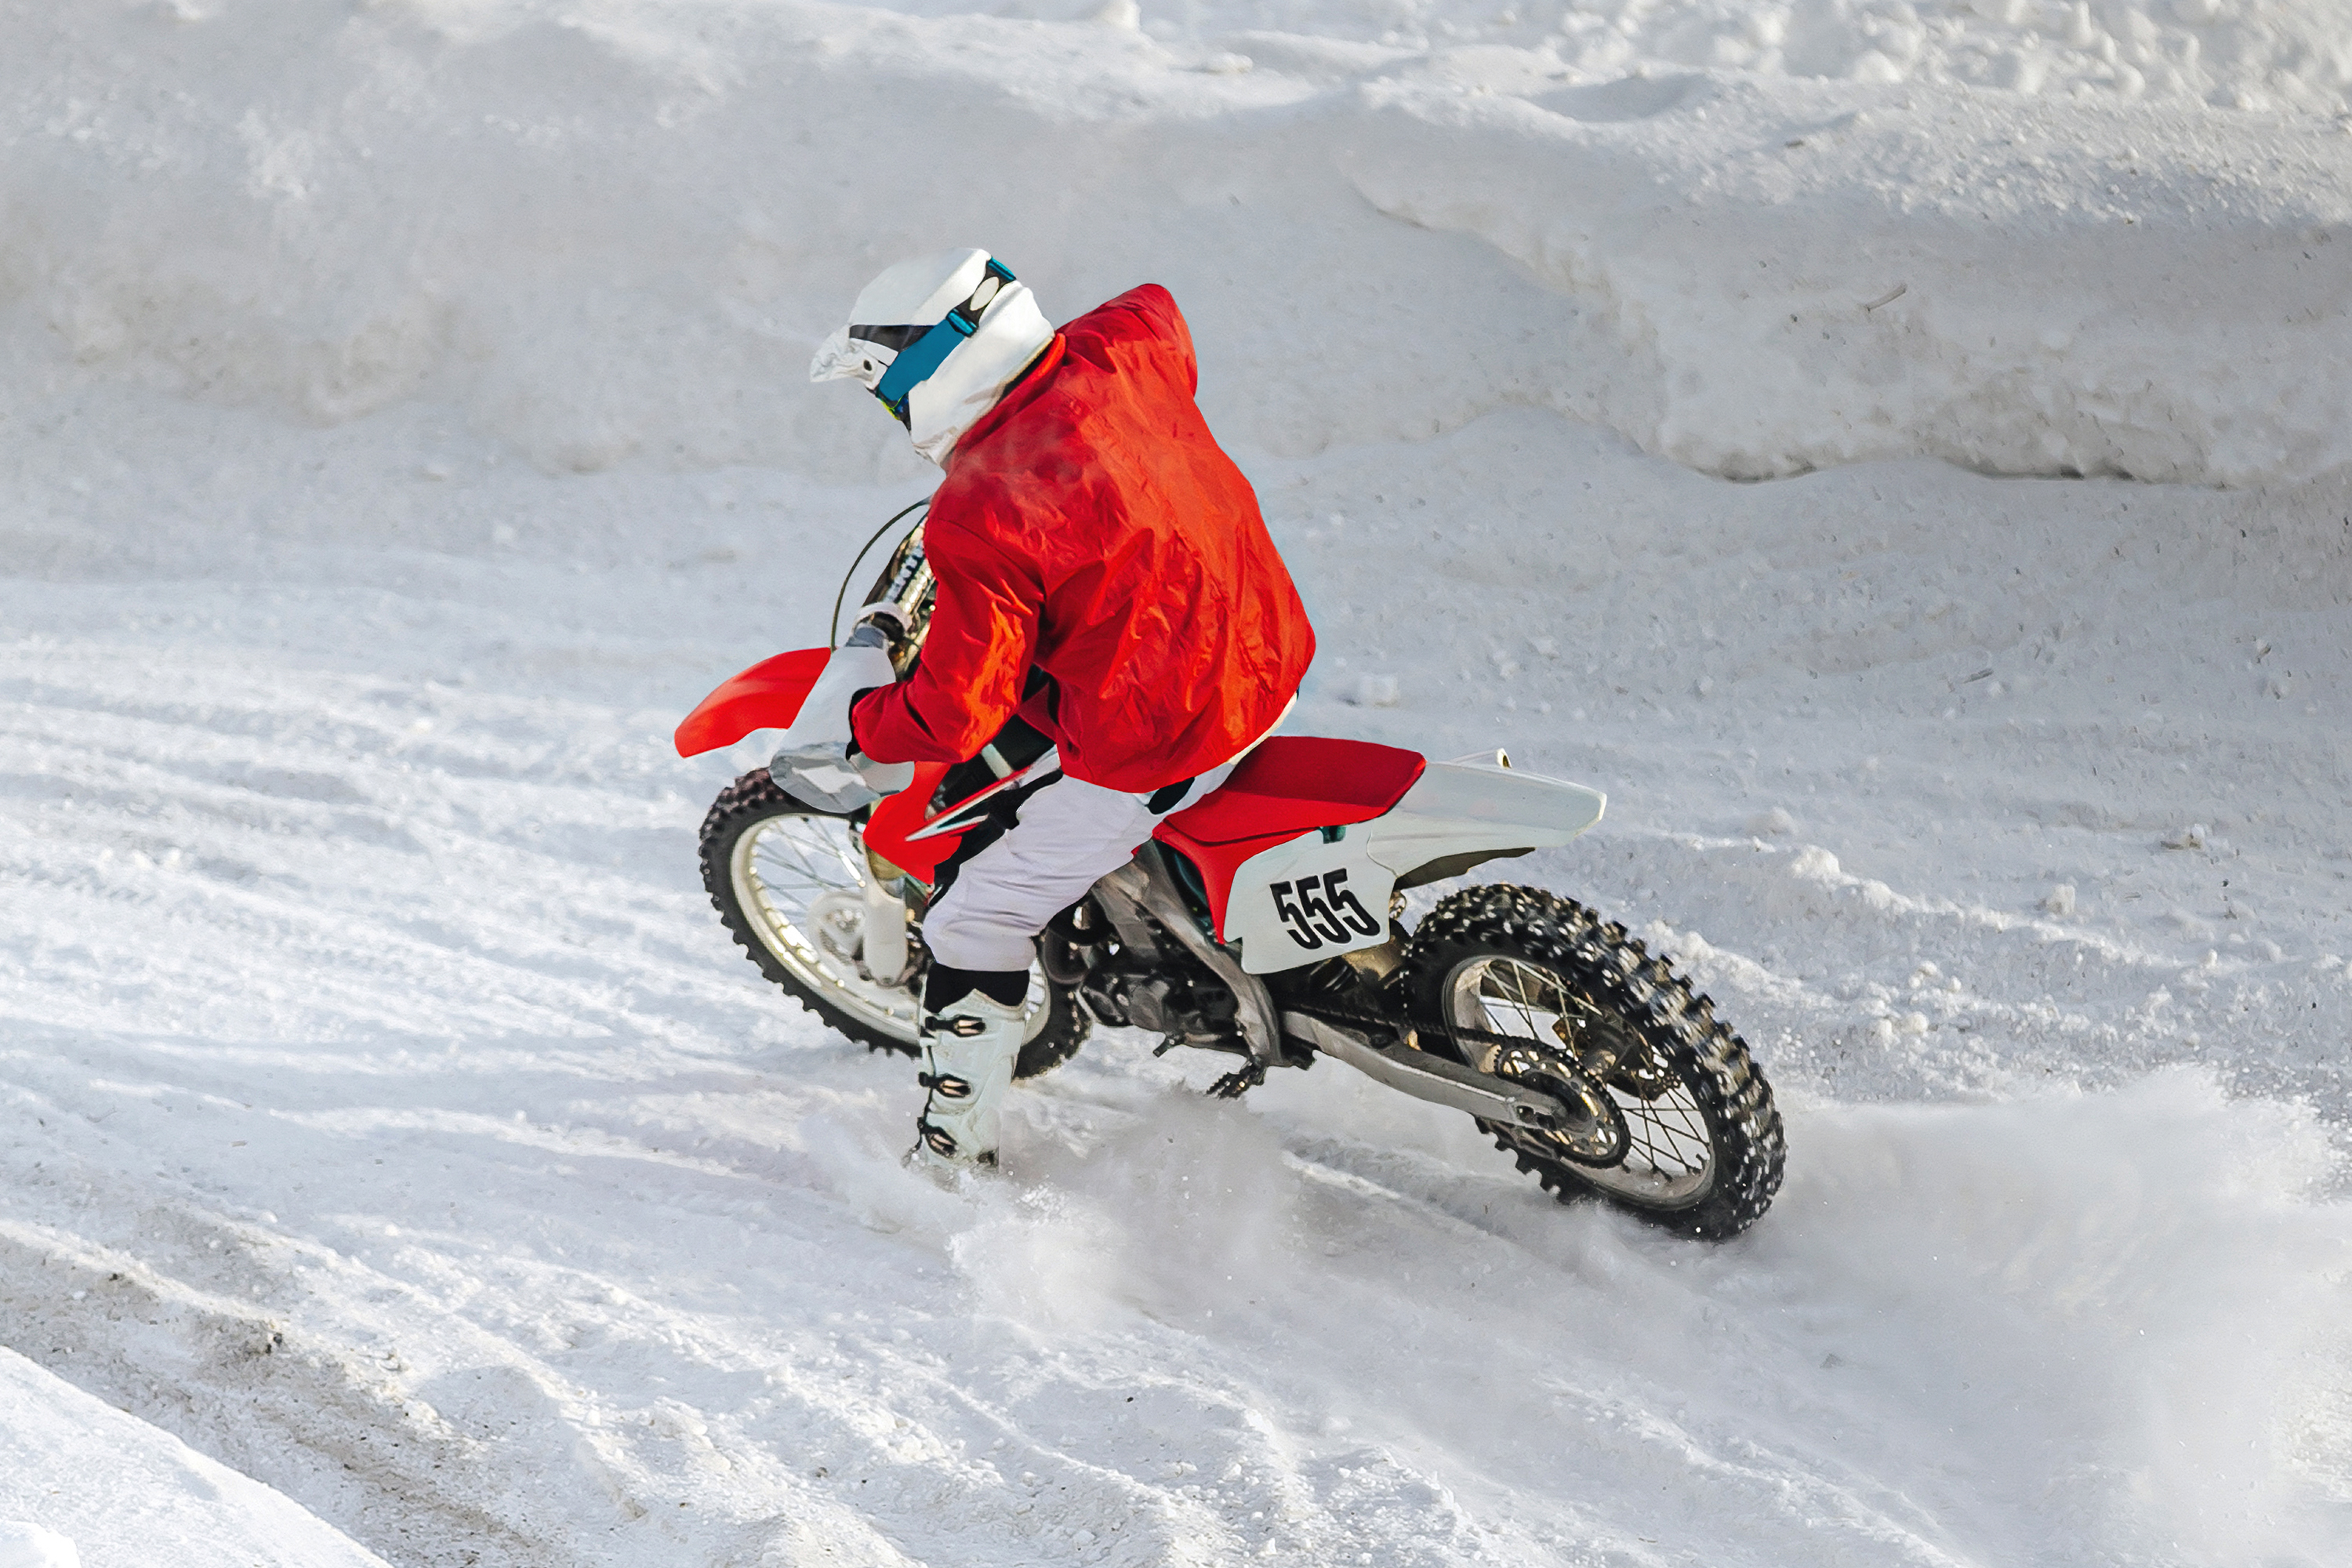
[773, 249, 1315, 1174]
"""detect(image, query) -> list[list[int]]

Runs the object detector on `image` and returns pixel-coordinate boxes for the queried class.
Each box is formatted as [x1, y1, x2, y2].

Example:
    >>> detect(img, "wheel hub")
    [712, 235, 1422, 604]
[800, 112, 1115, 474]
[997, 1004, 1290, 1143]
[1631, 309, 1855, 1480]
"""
[1443, 951, 1716, 1198]
[805, 887, 869, 968]
[1490, 1041, 1630, 1167]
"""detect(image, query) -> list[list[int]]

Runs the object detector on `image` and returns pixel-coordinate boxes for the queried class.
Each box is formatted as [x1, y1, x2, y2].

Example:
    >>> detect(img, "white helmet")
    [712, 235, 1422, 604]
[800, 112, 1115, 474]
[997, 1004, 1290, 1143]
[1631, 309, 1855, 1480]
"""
[811, 249, 1054, 466]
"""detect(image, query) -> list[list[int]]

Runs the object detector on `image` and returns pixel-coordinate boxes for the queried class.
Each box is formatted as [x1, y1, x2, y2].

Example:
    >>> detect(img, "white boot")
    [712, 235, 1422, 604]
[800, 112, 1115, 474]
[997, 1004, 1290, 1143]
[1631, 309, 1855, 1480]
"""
[909, 992, 1025, 1173]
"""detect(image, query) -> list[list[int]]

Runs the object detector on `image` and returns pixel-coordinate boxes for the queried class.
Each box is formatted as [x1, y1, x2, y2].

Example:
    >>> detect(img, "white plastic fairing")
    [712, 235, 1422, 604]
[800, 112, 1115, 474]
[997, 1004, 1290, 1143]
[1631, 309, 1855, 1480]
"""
[1224, 830, 1394, 974]
[1360, 760, 1605, 886]
[1222, 760, 1604, 975]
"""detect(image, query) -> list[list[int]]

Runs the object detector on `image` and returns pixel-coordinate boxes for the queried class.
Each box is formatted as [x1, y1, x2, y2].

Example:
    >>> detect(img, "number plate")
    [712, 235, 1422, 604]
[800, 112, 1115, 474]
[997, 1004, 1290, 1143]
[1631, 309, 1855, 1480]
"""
[1225, 833, 1396, 975]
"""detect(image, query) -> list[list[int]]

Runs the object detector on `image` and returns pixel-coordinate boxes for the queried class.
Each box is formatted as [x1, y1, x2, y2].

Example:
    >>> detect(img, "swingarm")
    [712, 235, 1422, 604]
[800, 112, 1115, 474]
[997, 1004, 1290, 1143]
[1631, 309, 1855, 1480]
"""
[1279, 1012, 1569, 1130]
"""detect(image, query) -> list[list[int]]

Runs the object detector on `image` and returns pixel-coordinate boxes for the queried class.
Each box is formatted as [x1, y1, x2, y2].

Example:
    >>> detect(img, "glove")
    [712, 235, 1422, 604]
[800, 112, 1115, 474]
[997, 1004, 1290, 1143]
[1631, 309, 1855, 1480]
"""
[770, 627, 916, 814]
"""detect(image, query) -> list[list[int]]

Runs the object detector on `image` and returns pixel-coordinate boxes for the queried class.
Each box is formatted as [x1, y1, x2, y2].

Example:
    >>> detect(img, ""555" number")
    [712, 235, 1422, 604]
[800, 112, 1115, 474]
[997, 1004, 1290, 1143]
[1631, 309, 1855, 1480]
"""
[1269, 868, 1385, 950]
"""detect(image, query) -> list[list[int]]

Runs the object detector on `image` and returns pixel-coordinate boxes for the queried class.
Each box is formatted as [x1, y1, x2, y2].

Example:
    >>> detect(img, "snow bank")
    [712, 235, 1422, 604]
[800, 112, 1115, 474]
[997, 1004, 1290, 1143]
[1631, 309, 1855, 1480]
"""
[1346, 74, 2352, 482]
[878, 0, 2352, 115]
[2, 0, 2348, 489]
[0, 1350, 386, 1568]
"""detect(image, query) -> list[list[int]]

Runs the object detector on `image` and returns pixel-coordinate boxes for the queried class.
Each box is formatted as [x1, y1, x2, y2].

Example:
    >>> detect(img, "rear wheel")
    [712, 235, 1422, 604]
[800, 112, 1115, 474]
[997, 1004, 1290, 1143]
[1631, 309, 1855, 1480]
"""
[1402, 884, 1784, 1240]
[697, 770, 1086, 1080]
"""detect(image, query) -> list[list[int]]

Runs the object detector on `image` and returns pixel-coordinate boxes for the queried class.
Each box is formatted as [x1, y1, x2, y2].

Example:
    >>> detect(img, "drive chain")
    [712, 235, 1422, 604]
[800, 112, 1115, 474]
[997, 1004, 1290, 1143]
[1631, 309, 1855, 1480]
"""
[1195, 1000, 1624, 1103]
[1283, 1000, 1596, 1069]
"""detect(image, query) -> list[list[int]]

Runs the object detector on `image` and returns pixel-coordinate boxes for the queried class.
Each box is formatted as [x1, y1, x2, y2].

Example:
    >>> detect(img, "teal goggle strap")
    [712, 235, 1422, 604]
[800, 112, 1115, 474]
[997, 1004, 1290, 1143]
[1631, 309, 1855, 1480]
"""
[868, 260, 1018, 427]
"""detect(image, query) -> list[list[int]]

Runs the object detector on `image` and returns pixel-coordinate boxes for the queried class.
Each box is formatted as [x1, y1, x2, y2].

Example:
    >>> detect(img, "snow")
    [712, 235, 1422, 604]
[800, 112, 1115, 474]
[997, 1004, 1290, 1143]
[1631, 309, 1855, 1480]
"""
[0, 1348, 383, 1568]
[880, 0, 2352, 116]
[9, 0, 2352, 493]
[0, 1524, 76, 1568]
[5, 0, 2352, 1563]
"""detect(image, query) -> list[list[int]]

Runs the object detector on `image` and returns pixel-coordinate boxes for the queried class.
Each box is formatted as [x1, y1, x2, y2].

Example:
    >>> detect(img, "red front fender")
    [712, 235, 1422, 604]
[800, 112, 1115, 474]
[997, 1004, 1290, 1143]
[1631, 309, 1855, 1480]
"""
[677, 645, 971, 884]
[673, 647, 832, 758]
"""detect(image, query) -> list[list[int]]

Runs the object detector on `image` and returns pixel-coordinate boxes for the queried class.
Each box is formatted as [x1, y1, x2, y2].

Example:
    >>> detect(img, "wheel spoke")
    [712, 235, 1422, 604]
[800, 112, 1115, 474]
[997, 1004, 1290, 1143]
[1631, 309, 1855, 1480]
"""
[1478, 959, 1562, 1044]
[1447, 953, 1715, 1202]
[730, 810, 1049, 1044]
[1615, 1091, 1708, 1177]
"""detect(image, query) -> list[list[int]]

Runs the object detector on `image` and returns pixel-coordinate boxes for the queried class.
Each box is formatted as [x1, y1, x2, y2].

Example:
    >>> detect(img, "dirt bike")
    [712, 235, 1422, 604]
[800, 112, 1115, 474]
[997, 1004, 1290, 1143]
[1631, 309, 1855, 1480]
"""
[677, 509, 1785, 1240]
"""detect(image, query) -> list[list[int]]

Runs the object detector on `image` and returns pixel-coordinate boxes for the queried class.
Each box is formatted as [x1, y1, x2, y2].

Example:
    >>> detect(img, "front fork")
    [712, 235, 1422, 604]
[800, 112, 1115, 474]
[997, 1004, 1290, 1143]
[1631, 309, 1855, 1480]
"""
[856, 833, 920, 989]
[860, 865, 911, 986]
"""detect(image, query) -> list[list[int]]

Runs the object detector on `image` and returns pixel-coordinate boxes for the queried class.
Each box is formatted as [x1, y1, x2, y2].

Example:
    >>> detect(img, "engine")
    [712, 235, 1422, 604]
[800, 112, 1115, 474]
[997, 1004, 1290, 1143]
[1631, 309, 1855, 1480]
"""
[1077, 964, 1240, 1040]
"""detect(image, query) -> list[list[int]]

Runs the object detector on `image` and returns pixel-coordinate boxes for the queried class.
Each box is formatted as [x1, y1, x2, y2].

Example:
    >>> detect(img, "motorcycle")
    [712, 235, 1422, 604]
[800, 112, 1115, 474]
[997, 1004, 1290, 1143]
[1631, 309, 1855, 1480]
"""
[676, 509, 1785, 1240]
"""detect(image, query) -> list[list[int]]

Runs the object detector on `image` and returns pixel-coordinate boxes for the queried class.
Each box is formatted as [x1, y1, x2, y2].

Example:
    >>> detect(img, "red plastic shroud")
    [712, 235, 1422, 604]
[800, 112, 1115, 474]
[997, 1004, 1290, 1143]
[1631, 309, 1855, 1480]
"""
[1153, 736, 1427, 940]
[861, 762, 961, 882]
[677, 654, 1428, 901]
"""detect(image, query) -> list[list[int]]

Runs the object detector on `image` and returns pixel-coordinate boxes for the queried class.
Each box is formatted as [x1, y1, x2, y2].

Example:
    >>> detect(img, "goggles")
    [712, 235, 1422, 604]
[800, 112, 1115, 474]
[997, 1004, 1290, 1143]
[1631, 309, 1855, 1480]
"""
[856, 259, 1018, 427]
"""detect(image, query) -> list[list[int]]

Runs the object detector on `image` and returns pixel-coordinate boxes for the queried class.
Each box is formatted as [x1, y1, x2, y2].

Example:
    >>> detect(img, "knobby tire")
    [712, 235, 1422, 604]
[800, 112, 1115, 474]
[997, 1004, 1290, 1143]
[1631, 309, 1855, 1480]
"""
[1402, 884, 1785, 1240]
[697, 769, 1086, 1081]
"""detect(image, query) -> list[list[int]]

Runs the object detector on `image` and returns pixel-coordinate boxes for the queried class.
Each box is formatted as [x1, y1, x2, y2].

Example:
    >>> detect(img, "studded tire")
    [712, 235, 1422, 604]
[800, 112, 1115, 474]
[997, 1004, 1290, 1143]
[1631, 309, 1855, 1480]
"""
[1401, 884, 1784, 1240]
[696, 769, 1087, 1081]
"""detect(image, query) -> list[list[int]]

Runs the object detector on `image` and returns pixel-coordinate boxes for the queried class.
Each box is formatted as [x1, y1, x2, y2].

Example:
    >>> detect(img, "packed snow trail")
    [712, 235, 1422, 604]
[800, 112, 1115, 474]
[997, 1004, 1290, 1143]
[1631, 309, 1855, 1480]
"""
[5, 399, 2352, 1565]
[7, 0, 2352, 1561]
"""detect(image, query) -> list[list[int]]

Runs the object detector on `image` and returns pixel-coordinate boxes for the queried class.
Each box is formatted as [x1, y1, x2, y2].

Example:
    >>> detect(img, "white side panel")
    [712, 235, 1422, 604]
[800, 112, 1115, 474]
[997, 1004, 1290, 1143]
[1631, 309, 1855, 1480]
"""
[1223, 830, 1397, 975]
[1362, 761, 1606, 884]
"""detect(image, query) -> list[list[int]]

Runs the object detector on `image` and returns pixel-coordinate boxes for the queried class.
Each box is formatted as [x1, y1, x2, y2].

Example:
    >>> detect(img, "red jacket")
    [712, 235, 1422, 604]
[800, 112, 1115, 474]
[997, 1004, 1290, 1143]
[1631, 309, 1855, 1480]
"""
[851, 285, 1315, 793]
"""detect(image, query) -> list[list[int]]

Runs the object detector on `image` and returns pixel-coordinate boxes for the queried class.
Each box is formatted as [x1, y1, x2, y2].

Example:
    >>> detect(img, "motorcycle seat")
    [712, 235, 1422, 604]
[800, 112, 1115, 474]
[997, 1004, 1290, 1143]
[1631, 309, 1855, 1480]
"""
[1158, 736, 1426, 848]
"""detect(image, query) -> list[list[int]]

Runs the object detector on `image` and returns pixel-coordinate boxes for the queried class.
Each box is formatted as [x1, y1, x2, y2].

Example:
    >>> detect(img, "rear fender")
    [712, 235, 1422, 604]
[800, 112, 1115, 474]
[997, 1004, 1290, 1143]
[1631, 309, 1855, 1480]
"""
[1359, 760, 1605, 886]
[1164, 757, 1606, 976]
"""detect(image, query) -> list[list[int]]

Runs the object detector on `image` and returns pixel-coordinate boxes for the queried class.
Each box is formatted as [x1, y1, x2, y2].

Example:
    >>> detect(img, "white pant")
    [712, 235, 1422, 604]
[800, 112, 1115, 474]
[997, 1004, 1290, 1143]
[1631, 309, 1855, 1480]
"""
[921, 760, 1236, 972]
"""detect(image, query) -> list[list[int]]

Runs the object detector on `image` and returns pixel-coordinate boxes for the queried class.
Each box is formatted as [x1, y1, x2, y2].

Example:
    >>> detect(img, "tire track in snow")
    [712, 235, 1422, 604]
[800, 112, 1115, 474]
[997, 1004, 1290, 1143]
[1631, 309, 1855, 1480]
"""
[5, 474, 2352, 1563]
[0, 1210, 550, 1568]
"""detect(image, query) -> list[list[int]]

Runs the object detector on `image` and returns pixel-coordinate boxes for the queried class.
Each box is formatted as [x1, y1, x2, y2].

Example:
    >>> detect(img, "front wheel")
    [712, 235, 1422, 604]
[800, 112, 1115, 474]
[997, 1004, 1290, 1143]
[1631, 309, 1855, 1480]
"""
[696, 770, 1087, 1080]
[1402, 885, 1784, 1240]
